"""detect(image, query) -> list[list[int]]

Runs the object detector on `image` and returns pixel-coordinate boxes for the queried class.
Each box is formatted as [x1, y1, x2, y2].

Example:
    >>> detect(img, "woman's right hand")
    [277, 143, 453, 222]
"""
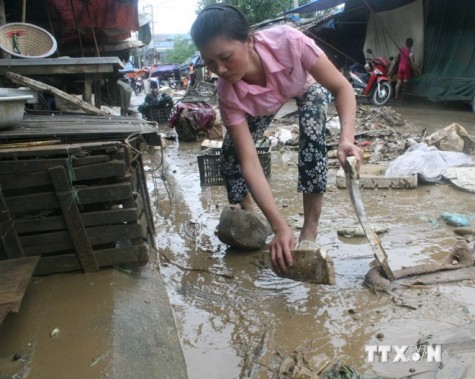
[269, 225, 296, 274]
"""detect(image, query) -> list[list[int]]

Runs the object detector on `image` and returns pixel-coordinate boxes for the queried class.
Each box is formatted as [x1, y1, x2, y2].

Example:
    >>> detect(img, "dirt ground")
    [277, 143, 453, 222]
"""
[1, 97, 474, 379]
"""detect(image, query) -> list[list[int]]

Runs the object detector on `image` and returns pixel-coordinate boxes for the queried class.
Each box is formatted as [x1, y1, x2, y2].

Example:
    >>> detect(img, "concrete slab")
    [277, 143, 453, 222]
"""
[336, 164, 418, 189]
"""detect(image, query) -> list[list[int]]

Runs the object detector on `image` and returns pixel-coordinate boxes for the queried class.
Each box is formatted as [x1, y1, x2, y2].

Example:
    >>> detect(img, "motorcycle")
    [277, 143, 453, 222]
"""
[349, 49, 393, 106]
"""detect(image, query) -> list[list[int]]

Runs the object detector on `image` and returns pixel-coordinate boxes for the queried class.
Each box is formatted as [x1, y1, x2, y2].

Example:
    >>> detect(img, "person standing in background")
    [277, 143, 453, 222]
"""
[189, 64, 197, 88]
[395, 38, 416, 100]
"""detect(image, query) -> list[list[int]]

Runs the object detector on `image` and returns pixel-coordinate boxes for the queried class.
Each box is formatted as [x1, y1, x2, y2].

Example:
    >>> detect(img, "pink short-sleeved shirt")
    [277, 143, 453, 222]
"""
[217, 25, 325, 126]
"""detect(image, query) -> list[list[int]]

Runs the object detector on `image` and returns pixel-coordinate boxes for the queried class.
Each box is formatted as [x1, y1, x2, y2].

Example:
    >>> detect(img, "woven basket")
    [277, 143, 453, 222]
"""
[0, 22, 57, 58]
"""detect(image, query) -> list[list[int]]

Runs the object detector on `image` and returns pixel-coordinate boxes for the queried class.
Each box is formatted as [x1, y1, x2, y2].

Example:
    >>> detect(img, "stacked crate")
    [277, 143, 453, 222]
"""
[0, 141, 154, 275]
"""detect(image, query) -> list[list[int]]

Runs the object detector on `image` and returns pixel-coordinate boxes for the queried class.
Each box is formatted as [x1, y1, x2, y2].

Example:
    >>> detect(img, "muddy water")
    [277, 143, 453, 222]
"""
[0, 99, 472, 379]
[148, 104, 475, 378]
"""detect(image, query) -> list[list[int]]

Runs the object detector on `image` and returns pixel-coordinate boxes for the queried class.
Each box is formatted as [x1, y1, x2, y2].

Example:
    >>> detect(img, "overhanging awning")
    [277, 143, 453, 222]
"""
[283, 0, 345, 14]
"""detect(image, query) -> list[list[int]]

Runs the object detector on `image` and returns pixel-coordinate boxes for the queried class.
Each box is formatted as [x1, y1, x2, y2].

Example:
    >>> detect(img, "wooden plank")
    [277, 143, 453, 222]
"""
[0, 114, 159, 144]
[74, 160, 126, 180]
[78, 182, 133, 204]
[87, 224, 145, 245]
[34, 253, 81, 275]
[0, 141, 121, 157]
[34, 244, 149, 275]
[15, 215, 66, 234]
[345, 157, 395, 281]
[81, 208, 139, 227]
[0, 256, 39, 322]
[5, 192, 58, 214]
[71, 155, 111, 166]
[1, 161, 127, 190]
[0, 189, 24, 258]
[0, 57, 121, 75]
[0, 171, 51, 190]
[0, 158, 68, 174]
[6, 182, 133, 214]
[0, 140, 61, 151]
[49, 166, 99, 272]
[20, 224, 145, 255]
[21, 230, 73, 255]
[0, 256, 39, 306]
[14, 208, 139, 234]
[6, 71, 106, 116]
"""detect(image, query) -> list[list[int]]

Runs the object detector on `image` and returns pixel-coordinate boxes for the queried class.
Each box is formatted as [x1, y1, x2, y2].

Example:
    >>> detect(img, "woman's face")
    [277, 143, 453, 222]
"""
[199, 34, 253, 84]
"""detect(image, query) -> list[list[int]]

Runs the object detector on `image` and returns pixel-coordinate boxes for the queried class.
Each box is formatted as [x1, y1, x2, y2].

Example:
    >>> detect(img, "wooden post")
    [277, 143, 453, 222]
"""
[49, 166, 99, 272]
[94, 74, 102, 108]
[84, 75, 93, 104]
[0, 0, 10, 59]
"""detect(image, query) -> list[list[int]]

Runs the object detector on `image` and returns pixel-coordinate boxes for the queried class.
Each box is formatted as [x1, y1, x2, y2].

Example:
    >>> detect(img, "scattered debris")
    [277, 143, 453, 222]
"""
[364, 238, 475, 292]
[442, 166, 475, 193]
[441, 212, 471, 227]
[424, 123, 475, 153]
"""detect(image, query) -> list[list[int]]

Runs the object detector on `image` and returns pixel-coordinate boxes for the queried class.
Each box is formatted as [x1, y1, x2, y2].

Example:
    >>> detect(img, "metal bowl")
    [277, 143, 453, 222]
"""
[0, 94, 33, 130]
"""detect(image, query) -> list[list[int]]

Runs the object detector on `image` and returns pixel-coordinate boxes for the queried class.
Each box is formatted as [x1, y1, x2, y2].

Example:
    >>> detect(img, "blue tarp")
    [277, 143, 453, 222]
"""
[150, 64, 180, 77]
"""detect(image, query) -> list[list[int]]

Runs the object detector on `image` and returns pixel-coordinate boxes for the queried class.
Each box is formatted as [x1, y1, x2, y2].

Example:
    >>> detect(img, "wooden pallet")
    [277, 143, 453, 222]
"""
[0, 141, 154, 275]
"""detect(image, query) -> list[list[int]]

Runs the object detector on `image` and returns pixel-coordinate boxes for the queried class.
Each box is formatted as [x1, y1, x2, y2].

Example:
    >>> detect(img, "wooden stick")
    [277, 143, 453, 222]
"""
[22, 0, 26, 23]
[6, 71, 106, 116]
[346, 157, 395, 280]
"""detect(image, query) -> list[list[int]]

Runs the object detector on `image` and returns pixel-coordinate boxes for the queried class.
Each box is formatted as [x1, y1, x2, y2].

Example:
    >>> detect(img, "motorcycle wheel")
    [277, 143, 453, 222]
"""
[370, 81, 393, 106]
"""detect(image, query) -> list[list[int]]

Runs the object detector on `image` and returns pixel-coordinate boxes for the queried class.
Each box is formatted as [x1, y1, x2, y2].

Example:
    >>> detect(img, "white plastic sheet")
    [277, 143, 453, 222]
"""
[385, 143, 473, 183]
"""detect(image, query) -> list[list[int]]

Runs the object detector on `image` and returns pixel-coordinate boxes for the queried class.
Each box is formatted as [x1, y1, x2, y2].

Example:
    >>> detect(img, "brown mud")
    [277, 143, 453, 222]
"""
[149, 98, 475, 378]
[0, 98, 474, 379]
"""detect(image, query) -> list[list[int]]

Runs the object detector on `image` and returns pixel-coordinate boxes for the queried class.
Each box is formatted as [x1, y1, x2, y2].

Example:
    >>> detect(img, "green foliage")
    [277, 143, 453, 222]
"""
[163, 36, 197, 64]
[196, 0, 306, 25]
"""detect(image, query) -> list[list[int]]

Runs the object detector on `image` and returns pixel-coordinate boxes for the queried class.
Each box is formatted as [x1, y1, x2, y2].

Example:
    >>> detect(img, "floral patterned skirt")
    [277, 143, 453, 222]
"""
[221, 83, 331, 204]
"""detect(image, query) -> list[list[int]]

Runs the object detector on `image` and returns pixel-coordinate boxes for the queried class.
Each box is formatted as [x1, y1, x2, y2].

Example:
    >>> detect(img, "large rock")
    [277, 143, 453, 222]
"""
[216, 206, 272, 250]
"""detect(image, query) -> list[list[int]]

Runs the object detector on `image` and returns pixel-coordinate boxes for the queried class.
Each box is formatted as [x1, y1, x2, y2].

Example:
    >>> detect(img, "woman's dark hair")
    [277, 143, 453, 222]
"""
[406, 38, 414, 48]
[190, 4, 250, 48]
